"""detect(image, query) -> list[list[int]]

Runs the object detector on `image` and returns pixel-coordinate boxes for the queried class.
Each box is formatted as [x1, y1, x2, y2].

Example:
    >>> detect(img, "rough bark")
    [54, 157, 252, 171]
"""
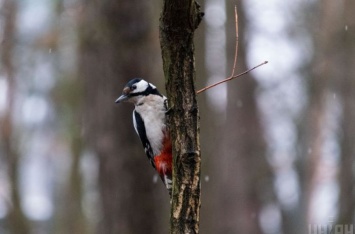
[159, 1, 203, 233]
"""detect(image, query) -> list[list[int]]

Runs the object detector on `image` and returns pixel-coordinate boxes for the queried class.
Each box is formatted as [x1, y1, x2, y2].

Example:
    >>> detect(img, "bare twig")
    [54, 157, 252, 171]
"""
[230, 5, 239, 78]
[196, 61, 268, 94]
[196, 5, 268, 95]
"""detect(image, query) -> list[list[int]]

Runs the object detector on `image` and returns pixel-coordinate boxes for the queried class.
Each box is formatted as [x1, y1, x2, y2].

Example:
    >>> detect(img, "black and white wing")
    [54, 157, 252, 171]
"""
[132, 110, 155, 168]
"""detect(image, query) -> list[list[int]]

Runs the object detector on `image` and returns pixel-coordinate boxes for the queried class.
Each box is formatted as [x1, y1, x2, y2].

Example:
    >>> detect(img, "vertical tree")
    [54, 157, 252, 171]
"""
[301, 0, 333, 224]
[53, 74, 89, 234]
[48, 1, 90, 233]
[0, 0, 30, 233]
[213, 1, 274, 233]
[293, 0, 355, 230]
[79, 1, 166, 233]
[337, 0, 355, 224]
[159, 0, 203, 233]
[298, 0, 351, 228]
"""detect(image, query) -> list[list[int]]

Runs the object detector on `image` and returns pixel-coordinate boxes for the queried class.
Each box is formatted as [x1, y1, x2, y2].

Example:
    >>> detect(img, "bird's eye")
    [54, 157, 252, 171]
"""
[132, 85, 137, 90]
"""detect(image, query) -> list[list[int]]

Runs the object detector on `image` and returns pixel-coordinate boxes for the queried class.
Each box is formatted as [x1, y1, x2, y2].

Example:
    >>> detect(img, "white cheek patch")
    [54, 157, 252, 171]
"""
[133, 80, 149, 93]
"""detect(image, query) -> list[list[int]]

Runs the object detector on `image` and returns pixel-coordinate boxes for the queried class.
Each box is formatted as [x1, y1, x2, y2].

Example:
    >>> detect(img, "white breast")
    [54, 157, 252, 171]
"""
[135, 95, 167, 156]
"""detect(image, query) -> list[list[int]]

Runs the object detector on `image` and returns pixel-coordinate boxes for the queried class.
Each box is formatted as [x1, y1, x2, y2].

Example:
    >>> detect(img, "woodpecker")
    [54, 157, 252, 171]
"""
[115, 78, 172, 195]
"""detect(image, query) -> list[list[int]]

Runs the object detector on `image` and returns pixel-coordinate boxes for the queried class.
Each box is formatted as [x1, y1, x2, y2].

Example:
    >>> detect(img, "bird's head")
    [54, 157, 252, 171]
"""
[115, 78, 160, 104]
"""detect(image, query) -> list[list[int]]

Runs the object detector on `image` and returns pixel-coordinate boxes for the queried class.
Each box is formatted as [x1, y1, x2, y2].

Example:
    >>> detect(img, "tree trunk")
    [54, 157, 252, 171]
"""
[215, 1, 274, 233]
[299, 0, 345, 226]
[1, 1, 30, 233]
[338, 0, 355, 224]
[79, 1, 166, 233]
[159, 1, 203, 233]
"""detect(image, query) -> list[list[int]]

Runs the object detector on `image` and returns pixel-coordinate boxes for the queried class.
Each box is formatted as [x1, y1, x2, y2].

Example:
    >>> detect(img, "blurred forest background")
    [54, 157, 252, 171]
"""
[0, 0, 354, 233]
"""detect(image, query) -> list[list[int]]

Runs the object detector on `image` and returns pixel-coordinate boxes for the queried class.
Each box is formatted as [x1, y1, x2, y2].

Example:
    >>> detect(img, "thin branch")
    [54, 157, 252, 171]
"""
[196, 61, 268, 94]
[230, 5, 239, 78]
[196, 5, 268, 95]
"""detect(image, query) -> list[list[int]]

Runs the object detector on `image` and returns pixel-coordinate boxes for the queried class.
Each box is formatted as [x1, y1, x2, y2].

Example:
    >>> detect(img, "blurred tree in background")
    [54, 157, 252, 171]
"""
[78, 0, 167, 233]
[1, 0, 30, 233]
[0, 0, 354, 233]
